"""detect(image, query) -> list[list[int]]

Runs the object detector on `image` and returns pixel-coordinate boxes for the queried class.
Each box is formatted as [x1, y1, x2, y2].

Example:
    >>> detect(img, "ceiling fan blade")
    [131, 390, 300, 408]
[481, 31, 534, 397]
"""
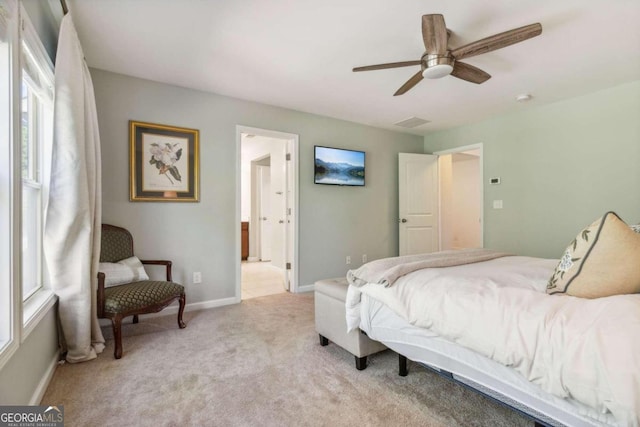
[422, 14, 448, 55]
[353, 61, 421, 72]
[394, 70, 424, 96]
[450, 61, 491, 84]
[451, 23, 542, 60]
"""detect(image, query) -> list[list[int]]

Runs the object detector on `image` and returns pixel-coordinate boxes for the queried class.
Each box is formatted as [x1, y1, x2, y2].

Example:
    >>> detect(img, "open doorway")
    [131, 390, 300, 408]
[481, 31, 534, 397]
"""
[435, 144, 483, 250]
[237, 126, 299, 301]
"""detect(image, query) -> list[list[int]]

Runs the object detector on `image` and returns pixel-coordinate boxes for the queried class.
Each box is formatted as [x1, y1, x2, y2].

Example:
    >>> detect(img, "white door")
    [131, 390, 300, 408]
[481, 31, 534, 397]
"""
[284, 141, 294, 290]
[398, 153, 439, 255]
[258, 165, 272, 261]
[269, 143, 287, 287]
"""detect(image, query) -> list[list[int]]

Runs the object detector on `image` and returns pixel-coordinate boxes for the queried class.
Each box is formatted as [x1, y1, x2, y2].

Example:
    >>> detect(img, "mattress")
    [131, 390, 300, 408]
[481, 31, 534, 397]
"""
[358, 292, 618, 427]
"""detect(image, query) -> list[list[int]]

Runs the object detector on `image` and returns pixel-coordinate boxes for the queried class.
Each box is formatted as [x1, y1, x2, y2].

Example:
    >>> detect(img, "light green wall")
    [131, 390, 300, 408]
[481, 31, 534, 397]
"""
[91, 68, 424, 303]
[424, 80, 640, 258]
[0, 308, 58, 404]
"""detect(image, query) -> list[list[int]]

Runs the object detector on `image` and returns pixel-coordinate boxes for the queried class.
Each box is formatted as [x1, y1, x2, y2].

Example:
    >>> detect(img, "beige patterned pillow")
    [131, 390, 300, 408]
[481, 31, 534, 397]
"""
[547, 212, 640, 298]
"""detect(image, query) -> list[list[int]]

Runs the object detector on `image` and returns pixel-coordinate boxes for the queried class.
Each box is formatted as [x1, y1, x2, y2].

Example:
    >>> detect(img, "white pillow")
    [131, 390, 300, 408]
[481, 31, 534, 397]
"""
[99, 256, 149, 288]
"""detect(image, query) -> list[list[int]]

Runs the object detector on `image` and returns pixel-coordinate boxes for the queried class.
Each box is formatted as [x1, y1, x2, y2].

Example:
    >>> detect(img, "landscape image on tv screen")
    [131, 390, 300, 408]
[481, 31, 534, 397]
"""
[314, 146, 365, 186]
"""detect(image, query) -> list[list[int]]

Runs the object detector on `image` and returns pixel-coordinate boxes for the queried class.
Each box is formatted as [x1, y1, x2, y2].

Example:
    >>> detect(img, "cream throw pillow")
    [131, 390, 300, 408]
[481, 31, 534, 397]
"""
[99, 256, 150, 288]
[547, 212, 640, 298]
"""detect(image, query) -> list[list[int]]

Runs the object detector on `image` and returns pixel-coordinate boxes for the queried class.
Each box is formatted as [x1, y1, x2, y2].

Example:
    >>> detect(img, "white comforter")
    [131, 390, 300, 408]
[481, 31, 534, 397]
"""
[346, 256, 640, 426]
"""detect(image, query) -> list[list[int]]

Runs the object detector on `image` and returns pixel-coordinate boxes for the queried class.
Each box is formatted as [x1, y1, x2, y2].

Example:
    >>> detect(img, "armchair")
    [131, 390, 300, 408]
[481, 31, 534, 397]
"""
[98, 224, 186, 359]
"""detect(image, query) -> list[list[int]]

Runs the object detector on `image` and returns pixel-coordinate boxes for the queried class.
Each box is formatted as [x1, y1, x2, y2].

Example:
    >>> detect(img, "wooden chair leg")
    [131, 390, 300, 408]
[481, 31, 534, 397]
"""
[132, 315, 139, 324]
[177, 293, 186, 329]
[111, 315, 123, 359]
[319, 334, 329, 346]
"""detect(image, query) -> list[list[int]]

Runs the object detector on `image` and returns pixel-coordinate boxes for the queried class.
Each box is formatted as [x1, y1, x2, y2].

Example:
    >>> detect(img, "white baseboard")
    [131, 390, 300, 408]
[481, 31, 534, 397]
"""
[98, 296, 239, 327]
[161, 296, 239, 315]
[30, 352, 59, 405]
[296, 284, 315, 293]
[247, 257, 259, 262]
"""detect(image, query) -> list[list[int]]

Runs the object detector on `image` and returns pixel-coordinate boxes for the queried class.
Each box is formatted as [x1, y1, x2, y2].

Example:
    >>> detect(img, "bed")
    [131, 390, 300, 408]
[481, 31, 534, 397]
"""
[345, 225, 640, 427]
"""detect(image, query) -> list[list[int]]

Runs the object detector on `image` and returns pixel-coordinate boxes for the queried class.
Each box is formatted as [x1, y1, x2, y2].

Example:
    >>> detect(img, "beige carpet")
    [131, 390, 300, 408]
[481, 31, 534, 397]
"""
[42, 292, 532, 426]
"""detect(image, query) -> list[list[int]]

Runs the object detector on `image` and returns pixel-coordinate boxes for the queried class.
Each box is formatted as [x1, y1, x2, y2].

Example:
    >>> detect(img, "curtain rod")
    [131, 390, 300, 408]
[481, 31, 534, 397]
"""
[60, 0, 68, 15]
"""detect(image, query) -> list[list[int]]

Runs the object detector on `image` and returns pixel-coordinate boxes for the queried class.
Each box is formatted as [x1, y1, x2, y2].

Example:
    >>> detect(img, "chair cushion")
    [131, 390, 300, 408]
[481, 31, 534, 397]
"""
[104, 281, 184, 314]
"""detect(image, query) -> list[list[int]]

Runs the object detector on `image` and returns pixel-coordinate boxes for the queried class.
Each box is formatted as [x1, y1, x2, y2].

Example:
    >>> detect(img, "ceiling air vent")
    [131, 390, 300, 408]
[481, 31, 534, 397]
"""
[394, 117, 430, 128]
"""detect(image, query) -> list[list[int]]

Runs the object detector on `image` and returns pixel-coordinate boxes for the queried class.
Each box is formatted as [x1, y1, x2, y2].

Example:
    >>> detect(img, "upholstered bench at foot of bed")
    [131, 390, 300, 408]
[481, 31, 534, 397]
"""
[314, 277, 386, 370]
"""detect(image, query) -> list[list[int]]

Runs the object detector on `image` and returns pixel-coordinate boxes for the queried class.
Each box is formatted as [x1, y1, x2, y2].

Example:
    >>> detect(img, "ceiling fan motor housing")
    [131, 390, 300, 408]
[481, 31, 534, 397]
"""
[421, 52, 454, 79]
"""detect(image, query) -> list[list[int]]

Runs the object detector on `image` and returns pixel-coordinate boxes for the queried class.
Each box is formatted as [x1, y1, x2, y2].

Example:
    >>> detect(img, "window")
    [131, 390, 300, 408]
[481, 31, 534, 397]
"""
[18, 4, 55, 334]
[20, 43, 53, 301]
[0, 0, 15, 356]
[0, 0, 56, 370]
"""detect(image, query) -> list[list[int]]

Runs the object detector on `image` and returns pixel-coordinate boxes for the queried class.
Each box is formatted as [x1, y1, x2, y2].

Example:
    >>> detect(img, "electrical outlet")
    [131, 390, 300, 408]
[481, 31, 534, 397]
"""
[346, 256, 351, 265]
[362, 254, 367, 263]
[193, 272, 202, 284]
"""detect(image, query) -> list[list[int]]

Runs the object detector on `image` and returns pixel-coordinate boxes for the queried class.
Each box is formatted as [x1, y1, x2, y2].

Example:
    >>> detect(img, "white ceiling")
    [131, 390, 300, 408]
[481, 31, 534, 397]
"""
[65, 0, 640, 135]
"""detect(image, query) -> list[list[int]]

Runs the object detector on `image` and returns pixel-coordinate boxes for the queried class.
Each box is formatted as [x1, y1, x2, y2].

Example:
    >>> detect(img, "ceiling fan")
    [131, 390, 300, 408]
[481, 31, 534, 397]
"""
[353, 14, 542, 96]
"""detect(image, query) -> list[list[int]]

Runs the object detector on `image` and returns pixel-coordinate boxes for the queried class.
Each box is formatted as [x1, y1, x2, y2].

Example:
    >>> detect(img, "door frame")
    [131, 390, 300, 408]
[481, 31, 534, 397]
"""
[236, 125, 299, 300]
[433, 143, 484, 249]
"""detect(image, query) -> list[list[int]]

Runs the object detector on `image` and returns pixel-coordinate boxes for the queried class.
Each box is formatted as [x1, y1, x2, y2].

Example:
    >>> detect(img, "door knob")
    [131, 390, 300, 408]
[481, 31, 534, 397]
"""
[261, 217, 267, 220]
[401, 218, 408, 223]
[278, 220, 284, 224]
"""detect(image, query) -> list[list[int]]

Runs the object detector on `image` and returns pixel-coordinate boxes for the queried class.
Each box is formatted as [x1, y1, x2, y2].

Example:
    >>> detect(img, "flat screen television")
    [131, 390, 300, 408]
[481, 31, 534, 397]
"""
[314, 146, 365, 186]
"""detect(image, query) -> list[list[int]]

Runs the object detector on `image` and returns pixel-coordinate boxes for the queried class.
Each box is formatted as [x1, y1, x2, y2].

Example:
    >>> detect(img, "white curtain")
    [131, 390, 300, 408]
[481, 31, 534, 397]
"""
[44, 13, 105, 363]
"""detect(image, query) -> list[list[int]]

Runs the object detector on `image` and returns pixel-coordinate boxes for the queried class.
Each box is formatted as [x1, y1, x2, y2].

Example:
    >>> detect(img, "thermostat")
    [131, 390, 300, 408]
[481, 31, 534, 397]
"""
[490, 177, 501, 185]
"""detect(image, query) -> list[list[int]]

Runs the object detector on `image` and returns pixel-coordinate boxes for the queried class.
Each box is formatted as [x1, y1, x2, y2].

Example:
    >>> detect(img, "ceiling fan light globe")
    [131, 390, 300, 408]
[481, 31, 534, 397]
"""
[422, 64, 453, 79]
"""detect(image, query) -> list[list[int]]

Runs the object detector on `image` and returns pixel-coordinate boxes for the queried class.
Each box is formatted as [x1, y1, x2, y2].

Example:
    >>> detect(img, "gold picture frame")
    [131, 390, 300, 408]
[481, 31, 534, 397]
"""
[129, 120, 200, 202]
